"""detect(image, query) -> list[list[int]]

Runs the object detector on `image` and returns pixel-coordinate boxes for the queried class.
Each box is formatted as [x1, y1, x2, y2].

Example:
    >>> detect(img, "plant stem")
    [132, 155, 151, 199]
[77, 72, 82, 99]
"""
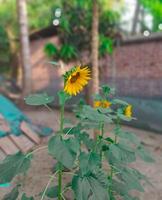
[41, 171, 58, 200]
[109, 119, 120, 196]
[58, 104, 64, 200]
[114, 134, 117, 144]
[109, 165, 114, 197]
[100, 122, 104, 167]
[60, 105, 64, 134]
[101, 122, 104, 138]
[58, 166, 62, 200]
[26, 145, 48, 158]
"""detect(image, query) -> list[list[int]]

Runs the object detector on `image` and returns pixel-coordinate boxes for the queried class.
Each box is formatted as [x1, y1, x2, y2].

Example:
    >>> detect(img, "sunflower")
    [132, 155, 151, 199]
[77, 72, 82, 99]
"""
[94, 100, 111, 108]
[124, 105, 132, 118]
[64, 66, 91, 96]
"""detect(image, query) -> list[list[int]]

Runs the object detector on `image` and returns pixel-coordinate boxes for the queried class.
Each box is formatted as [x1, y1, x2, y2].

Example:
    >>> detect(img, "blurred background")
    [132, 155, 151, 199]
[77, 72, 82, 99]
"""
[0, 1, 162, 199]
[0, 0, 162, 132]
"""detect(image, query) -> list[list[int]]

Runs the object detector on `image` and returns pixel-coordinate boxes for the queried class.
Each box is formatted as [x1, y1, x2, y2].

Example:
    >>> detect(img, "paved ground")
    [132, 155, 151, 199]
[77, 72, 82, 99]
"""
[0, 109, 162, 200]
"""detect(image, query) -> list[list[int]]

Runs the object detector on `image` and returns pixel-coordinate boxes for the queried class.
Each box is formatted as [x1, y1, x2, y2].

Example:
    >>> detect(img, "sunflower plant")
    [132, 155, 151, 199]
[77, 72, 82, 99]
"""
[0, 66, 154, 200]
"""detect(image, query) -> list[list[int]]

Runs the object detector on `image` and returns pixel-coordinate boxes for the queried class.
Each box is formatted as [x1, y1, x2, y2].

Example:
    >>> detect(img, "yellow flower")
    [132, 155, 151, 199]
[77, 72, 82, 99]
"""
[64, 66, 91, 96]
[125, 105, 132, 118]
[94, 101, 102, 108]
[94, 100, 111, 108]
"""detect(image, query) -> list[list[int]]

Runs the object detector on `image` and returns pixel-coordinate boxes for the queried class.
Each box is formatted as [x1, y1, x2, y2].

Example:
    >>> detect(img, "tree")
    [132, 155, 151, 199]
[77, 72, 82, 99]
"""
[17, 0, 32, 95]
[0, 0, 19, 79]
[139, 0, 162, 31]
[0, 0, 60, 90]
[91, 0, 99, 100]
[131, 0, 141, 35]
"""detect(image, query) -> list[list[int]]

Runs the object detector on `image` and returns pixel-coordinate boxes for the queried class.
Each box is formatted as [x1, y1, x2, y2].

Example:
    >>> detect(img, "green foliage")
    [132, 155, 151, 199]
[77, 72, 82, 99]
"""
[0, 0, 18, 74]
[0, 152, 32, 184]
[0, 0, 61, 75]
[44, 43, 78, 62]
[27, 0, 61, 30]
[44, 186, 58, 198]
[99, 10, 120, 34]
[25, 93, 54, 106]
[0, 26, 10, 74]
[139, 0, 162, 31]
[60, 44, 77, 61]
[79, 152, 101, 176]
[79, 105, 113, 124]
[0, 83, 154, 199]
[44, 43, 58, 58]
[72, 170, 109, 200]
[21, 193, 34, 200]
[108, 142, 136, 164]
[2, 185, 20, 200]
[44, 0, 119, 61]
[48, 135, 79, 169]
[0, 0, 18, 33]
[99, 34, 114, 56]
[58, 90, 71, 106]
[101, 85, 115, 97]
[136, 145, 154, 163]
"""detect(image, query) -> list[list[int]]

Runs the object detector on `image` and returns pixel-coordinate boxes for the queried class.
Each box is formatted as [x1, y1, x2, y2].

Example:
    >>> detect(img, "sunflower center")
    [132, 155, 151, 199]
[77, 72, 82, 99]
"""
[70, 72, 80, 83]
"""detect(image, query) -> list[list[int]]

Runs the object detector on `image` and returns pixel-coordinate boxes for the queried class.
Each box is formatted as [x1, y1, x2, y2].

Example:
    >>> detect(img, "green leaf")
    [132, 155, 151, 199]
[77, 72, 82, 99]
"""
[58, 90, 71, 106]
[53, 162, 65, 173]
[44, 186, 58, 198]
[105, 149, 121, 169]
[136, 145, 154, 163]
[108, 143, 136, 164]
[93, 94, 103, 101]
[44, 43, 58, 57]
[72, 171, 109, 200]
[60, 44, 77, 62]
[72, 175, 90, 200]
[79, 152, 100, 176]
[97, 107, 112, 114]
[112, 179, 128, 196]
[118, 140, 135, 152]
[81, 121, 101, 130]
[25, 93, 54, 106]
[21, 193, 34, 200]
[80, 105, 112, 124]
[118, 167, 144, 192]
[48, 61, 59, 66]
[0, 152, 32, 184]
[80, 132, 95, 150]
[65, 137, 80, 154]
[2, 185, 20, 200]
[104, 137, 114, 144]
[99, 35, 114, 56]
[117, 113, 132, 122]
[100, 85, 115, 97]
[48, 135, 77, 169]
[118, 131, 140, 146]
[101, 85, 111, 96]
[63, 125, 82, 135]
[109, 144, 121, 161]
[131, 168, 152, 186]
[112, 99, 129, 106]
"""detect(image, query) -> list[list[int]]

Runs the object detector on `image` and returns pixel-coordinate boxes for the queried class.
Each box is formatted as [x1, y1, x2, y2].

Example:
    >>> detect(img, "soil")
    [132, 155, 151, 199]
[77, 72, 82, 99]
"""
[0, 108, 162, 200]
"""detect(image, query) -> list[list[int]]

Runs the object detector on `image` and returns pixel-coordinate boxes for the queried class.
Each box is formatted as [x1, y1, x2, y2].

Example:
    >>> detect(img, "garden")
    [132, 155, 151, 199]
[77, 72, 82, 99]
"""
[0, 0, 162, 200]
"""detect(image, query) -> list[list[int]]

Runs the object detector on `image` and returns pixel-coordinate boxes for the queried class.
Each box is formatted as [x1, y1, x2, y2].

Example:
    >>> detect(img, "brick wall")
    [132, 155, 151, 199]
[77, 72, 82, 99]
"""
[30, 34, 162, 99]
[101, 38, 162, 98]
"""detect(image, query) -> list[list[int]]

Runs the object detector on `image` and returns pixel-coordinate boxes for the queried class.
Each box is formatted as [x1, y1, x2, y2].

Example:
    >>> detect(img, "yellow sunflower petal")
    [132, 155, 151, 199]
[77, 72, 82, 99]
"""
[64, 66, 91, 96]
[125, 105, 132, 117]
